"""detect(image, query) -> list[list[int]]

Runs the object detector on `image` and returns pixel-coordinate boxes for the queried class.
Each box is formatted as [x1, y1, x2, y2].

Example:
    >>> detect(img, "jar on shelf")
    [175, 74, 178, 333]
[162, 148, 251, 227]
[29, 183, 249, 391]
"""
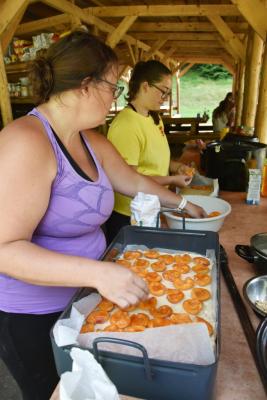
[261, 159, 267, 197]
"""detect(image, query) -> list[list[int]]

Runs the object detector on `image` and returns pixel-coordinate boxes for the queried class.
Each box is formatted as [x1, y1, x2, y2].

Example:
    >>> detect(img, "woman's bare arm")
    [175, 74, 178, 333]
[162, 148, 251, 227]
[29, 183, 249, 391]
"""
[0, 119, 148, 308]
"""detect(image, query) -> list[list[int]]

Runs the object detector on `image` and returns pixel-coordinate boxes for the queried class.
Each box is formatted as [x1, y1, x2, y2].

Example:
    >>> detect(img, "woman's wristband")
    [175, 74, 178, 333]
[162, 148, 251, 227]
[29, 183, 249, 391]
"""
[177, 196, 187, 212]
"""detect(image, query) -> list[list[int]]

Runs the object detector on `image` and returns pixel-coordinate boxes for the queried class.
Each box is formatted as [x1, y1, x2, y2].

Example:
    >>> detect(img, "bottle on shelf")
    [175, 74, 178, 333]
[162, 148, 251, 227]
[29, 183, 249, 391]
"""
[261, 159, 267, 197]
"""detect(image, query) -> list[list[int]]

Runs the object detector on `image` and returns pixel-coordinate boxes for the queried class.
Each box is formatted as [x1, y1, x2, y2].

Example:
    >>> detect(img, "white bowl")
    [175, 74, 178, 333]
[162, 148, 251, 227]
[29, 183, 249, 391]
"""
[165, 195, 231, 232]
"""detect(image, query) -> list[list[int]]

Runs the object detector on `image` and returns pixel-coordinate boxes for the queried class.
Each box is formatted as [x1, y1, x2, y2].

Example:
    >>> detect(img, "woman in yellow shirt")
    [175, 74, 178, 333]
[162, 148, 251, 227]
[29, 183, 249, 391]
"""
[106, 60, 203, 243]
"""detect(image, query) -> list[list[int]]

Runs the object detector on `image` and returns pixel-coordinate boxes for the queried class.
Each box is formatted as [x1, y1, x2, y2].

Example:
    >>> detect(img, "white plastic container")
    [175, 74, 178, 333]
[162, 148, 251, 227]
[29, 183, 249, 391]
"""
[165, 195, 231, 232]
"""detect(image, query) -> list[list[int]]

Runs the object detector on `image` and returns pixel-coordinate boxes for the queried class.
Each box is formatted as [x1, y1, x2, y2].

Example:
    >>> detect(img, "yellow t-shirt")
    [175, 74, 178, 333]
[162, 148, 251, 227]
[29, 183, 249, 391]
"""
[107, 107, 170, 216]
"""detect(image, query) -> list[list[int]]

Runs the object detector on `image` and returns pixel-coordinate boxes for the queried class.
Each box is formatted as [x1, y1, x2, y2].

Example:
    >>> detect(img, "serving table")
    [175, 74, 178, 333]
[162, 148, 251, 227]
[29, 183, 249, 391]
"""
[50, 191, 267, 400]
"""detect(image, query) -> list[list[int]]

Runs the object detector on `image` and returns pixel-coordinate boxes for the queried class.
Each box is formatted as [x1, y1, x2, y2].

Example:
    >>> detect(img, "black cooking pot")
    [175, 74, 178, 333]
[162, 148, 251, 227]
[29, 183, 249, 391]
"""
[201, 139, 267, 191]
[235, 233, 267, 275]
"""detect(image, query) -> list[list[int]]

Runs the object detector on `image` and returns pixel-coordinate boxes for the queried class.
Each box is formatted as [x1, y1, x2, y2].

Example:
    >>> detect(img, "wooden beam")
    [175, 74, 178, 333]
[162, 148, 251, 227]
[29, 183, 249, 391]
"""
[130, 22, 248, 33]
[16, 14, 71, 35]
[0, 0, 29, 36]
[132, 32, 244, 42]
[235, 62, 244, 125]
[40, 0, 177, 67]
[0, 44, 13, 125]
[230, 0, 267, 40]
[86, 5, 240, 18]
[255, 43, 267, 143]
[243, 31, 264, 128]
[144, 39, 168, 60]
[126, 40, 135, 65]
[106, 15, 137, 48]
[1, 3, 28, 54]
[217, 37, 238, 62]
[207, 15, 246, 61]
[178, 63, 194, 78]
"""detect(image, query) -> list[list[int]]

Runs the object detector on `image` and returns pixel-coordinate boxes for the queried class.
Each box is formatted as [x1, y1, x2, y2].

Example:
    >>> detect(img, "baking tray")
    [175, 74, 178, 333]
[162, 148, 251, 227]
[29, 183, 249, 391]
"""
[50, 226, 220, 400]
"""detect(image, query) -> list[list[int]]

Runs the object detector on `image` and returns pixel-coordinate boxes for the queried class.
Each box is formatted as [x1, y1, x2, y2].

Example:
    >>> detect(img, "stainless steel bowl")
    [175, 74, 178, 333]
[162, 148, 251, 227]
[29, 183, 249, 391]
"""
[243, 275, 267, 317]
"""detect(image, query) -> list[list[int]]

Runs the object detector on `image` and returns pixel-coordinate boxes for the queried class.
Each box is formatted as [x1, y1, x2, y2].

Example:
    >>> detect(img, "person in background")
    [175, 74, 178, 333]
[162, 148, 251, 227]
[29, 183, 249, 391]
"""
[106, 60, 198, 243]
[0, 31, 206, 400]
[212, 92, 235, 134]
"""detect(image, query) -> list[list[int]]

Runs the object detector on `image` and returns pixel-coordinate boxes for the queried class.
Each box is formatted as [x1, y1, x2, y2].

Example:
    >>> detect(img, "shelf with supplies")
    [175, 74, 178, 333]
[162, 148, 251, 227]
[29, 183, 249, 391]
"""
[5, 62, 31, 75]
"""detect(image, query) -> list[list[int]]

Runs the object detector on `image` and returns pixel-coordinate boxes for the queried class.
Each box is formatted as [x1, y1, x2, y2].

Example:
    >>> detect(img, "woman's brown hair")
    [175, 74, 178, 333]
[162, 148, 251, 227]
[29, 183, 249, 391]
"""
[127, 60, 171, 125]
[29, 30, 118, 105]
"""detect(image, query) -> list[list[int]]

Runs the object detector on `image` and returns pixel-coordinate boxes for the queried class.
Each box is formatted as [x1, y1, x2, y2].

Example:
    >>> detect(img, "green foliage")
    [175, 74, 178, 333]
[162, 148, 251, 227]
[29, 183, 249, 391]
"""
[191, 64, 231, 80]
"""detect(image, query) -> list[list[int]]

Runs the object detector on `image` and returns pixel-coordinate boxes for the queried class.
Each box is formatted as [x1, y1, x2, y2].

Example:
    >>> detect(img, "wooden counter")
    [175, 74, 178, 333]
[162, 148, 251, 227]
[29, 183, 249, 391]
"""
[50, 192, 267, 400]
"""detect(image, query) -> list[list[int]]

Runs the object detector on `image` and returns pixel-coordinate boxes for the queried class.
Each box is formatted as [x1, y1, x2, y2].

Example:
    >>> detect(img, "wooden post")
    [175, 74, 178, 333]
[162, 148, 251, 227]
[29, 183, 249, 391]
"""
[176, 71, 180, 115]
[236, 62, 245, 126]
[0, 44, 13, 126]
[242, 31, 264, 128]
[255, 43, 267, 144]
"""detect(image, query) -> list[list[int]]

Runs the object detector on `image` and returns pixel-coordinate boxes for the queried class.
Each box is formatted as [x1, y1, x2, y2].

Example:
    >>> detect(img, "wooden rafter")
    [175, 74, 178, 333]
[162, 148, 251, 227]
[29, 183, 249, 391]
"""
[130, 22, 248, 33]
[40, 0, 177, 67]
[207, 15, 246, 61]
[126, 40, 136, 65]
[16, 14, 71, 35]
[0, 0, 28, 36]
[1, 4, 28, 54]
[230, 0, 267, 40]
[106, 15, 137, 48]
[85, 5, 240, 18]
[178, 63, 194, 78]
[144, 39, 168, 60]
[131, 32, 244, 41]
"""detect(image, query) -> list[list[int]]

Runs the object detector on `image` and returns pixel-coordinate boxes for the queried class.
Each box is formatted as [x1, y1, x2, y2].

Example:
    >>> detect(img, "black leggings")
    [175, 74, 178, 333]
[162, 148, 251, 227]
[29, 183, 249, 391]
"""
[0, 310, 61, 400]
[105, 211, 131, 246]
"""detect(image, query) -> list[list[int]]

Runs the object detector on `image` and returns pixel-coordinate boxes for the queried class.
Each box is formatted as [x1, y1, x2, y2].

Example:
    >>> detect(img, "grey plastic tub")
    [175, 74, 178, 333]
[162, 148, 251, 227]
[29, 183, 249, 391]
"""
[50, 226, 220, 400]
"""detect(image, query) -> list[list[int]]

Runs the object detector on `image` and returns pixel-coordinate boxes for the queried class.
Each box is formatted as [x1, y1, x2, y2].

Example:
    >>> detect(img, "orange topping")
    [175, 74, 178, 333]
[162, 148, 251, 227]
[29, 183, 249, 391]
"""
[158, 254, 175, 265]
[208, 211, 221, 218]
[110, 310, 131, 329]
[97, 299, 114, 312]
[80, 323, 95, 333]
[173, 277, 194, 290]
[192, 264, 210, 273]
[143, 250, 160, 259]
[134, 258, 150, 268]
[174, 254, 192, 263]
[146, 271, 162, 282]
[167, 290, 184, 304]
[162, 269, 181, 282]
[123, 250, 142, 260]
[183, 299, 202, 315]
[148, 282, 166, 296]
[131, 313, 150, 327]
[86, 310, 109, 324]
[193, 257, 210, 266]
[170, 313, 192, 324]
[151, 318, 172, 327]
[139, 297, 157, 310]
[172, 263, 190, 274]
[193, 273, 212, 286]
[116, 259, 131, 268]
[152, 305, 173, 318]
[124, 325, 145, 332]
[151, 261, 167, 272]
[195, 316, 214, 336]
[191, 288, 211, 301]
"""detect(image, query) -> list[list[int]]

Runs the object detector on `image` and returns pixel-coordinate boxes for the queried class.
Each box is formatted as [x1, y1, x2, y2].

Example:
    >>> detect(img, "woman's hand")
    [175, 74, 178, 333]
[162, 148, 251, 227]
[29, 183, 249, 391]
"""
[184, 201, 207, 218]
[171, 174, 193, 188]
[95, 262, 149, 309]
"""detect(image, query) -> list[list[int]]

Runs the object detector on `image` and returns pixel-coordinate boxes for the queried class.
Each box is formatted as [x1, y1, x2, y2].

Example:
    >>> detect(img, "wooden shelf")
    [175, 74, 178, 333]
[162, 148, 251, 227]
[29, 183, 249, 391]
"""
[11, 97, 34, 104]
[5, 62, 30, 74]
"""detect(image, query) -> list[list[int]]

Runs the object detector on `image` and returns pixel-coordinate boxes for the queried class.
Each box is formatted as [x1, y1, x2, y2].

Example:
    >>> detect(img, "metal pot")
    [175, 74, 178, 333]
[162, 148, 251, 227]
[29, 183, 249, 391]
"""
[235, 233, 267, 275]
[243, 275, 267, 381]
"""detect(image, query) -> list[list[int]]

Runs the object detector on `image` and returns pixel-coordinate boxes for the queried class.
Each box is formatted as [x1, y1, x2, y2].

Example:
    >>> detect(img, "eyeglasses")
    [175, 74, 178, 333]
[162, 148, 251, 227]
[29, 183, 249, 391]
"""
[96, 78, 124, 99]
[150, 84, 171, 100]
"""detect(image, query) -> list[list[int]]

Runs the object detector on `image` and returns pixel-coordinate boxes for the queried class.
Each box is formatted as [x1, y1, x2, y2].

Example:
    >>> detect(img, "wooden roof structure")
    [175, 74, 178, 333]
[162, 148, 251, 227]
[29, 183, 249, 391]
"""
[0, 0, 267, 142]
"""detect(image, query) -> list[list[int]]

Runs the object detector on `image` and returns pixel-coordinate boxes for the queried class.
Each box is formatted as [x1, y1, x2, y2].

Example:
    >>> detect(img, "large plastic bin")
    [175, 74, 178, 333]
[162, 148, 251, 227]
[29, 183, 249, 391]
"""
[50, 226, 220, 400]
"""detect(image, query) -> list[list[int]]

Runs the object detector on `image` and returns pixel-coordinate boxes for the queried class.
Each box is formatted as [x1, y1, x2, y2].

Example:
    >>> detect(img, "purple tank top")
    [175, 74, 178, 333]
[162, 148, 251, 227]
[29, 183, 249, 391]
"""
[0, 108, 114, 314]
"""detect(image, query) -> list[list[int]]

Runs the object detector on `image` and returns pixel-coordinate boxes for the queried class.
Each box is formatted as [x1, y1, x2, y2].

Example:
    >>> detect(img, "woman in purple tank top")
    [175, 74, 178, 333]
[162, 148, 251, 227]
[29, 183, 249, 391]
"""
[0, 31, 205, 399]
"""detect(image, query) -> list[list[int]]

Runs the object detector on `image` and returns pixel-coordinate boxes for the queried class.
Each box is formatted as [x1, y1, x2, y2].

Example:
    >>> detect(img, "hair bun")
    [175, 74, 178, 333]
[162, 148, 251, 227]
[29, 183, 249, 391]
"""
[29, 57, 54, 104]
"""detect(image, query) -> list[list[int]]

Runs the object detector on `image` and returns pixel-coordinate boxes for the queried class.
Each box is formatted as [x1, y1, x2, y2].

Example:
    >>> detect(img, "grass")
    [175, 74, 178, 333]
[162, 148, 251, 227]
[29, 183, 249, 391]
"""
[179, 71, 233, 119]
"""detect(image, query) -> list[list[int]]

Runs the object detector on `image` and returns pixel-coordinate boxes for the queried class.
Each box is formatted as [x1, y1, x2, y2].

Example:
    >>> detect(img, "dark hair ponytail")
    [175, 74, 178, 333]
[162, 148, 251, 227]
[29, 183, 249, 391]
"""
[127, 60, 171, 125]
[29, 30, 118, 105]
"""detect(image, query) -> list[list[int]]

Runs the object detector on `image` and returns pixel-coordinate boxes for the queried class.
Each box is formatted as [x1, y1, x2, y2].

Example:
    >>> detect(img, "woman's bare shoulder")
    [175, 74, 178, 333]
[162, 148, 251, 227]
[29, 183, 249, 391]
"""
[0, 115, 54, 156]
